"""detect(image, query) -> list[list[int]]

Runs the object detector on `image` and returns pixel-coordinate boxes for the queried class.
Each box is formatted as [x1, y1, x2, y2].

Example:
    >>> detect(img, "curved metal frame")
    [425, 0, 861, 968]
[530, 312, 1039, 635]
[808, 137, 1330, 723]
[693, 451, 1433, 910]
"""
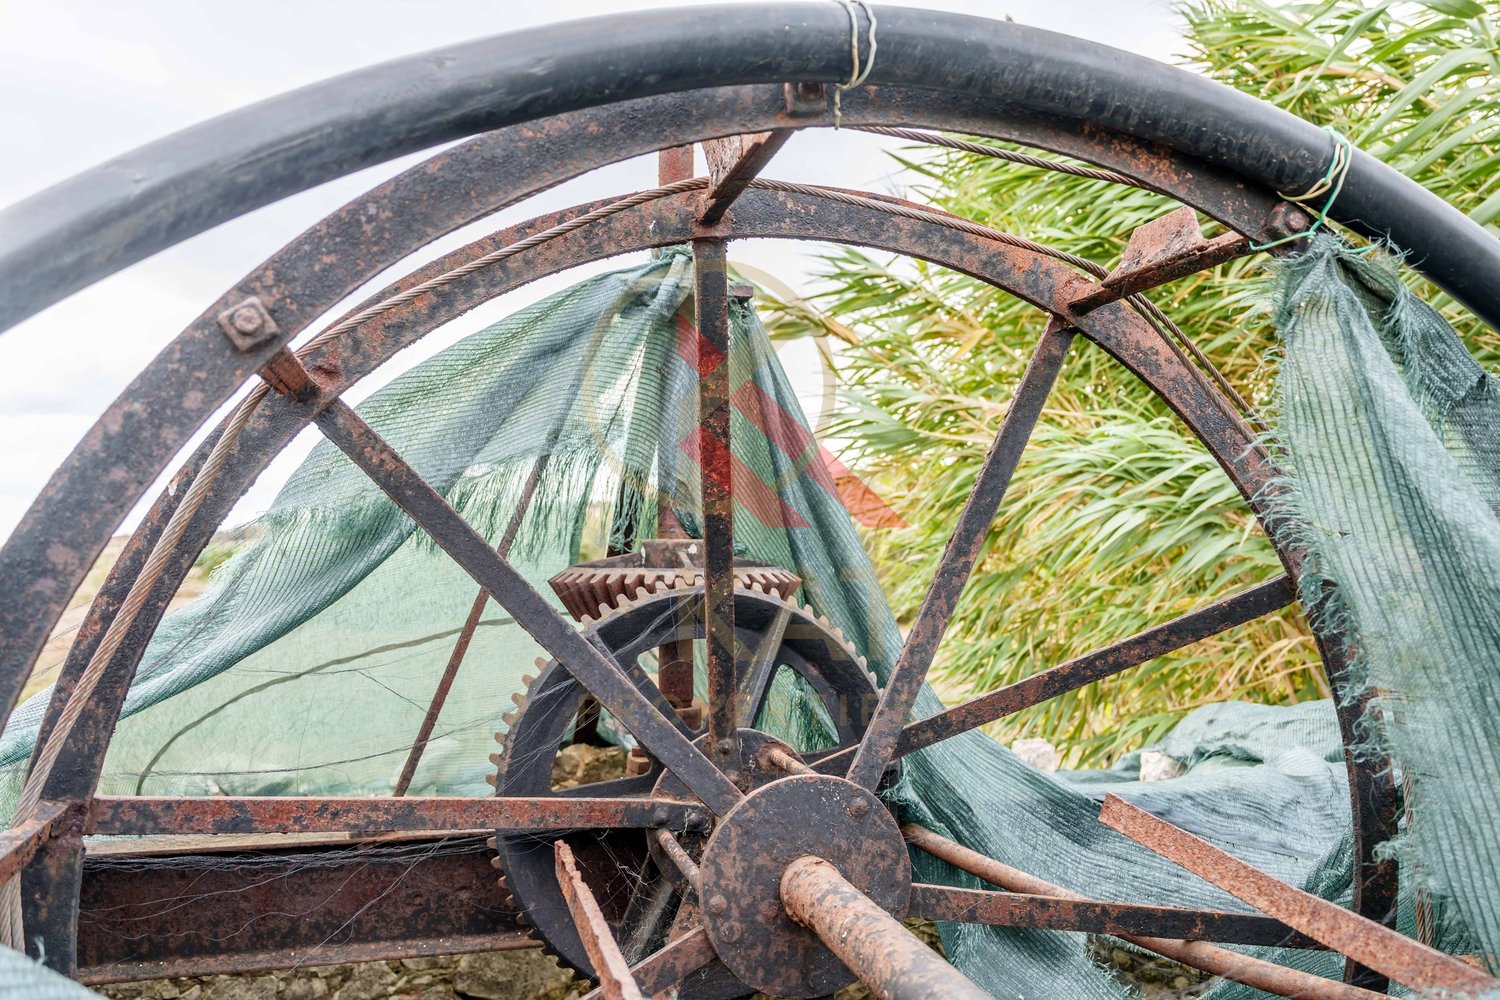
[3, 6, 1492, 995]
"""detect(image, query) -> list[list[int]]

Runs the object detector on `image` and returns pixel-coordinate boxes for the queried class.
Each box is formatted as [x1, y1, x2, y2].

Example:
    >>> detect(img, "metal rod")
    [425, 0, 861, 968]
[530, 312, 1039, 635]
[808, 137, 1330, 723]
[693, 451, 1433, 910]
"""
[780, 856, 990, 1000]
[847, 319, 1074, 790]
[313, 398, 742, 816]
[577, 928, 716, 1000]
[86, 795, 706, 837]
[903, 823, 1388, 1000]
[652, 829, 702, 891]
[908, 883, 1321, 948]
[764, 746, 815, 776]
[555, 841, 645, 1000]
[1098, 794, 1498, 996]
[694, 237, 739, 773]
[395, 449, 551, 795]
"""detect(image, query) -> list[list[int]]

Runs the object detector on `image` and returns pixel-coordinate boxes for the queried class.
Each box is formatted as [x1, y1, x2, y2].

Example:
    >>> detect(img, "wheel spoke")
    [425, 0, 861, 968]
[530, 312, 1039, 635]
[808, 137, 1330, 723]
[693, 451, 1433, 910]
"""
[694, 237, 739, 772]
[395, 450, 553, 796]
[736, 603, 791, 723]
[1099, 794, 1499, 997]
[904, 822, 1386, 1000]
[846, 319, 1075, 789]
[895, 575, 1294, 757]
[578, 927, 717, 1000]
[555, 840, 645, 1000]
[313, 398, 741, 816]
[86, 795, 709, 837]
[908, 884, 1319, 947]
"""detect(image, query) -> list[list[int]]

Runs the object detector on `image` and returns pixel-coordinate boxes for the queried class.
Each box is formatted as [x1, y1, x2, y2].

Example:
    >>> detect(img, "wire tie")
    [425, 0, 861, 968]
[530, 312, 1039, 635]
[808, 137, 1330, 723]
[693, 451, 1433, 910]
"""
[1250, 126, 1356, 251]
[832, 0, 878, 128]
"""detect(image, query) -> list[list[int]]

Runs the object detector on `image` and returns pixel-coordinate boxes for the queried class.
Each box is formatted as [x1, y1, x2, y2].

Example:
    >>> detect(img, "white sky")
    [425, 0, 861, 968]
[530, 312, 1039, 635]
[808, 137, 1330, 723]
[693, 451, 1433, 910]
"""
[0, 0, 1183, 543]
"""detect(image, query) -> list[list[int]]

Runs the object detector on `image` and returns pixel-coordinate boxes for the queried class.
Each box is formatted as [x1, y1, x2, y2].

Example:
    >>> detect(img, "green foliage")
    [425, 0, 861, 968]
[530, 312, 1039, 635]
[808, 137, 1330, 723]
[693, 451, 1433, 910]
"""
[762, 0, 1500, 764]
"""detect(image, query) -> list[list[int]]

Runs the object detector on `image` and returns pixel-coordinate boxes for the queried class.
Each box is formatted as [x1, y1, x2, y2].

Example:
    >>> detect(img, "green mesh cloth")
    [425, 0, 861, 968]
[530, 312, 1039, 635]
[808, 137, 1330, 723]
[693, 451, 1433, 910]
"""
[0, 243, 1494, 997]
[1267, 235, 1500, 980]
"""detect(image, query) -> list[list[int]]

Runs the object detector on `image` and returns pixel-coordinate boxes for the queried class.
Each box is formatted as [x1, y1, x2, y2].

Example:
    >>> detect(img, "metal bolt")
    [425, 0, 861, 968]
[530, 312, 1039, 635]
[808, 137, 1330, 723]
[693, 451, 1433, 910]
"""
[846, 798, 870, 819]
[230, 305, 264, 334]
[716, 738, 734, 755]
[719, 921, 741, 943]
[706, 894, 728, 916]
[652, 806, 670, 826]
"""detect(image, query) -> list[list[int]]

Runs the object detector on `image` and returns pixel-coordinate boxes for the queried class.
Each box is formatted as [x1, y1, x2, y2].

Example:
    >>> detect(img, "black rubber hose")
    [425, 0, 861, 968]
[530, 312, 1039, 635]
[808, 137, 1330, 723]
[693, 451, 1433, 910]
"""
[1, 3, 1495, 333]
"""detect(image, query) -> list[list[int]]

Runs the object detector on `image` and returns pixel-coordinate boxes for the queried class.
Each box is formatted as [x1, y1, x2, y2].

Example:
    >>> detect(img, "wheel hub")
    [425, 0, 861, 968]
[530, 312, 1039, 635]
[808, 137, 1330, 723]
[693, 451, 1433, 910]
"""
[697, 773, 910, 998]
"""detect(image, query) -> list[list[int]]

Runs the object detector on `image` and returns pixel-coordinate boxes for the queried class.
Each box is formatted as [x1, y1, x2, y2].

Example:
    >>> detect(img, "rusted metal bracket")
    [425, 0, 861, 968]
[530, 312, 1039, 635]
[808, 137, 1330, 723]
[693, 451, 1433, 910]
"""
[699, 131, 793, 225]
[1099, 794, 1500, 997]
[1069, 206, 1249, 314]
[555, 840, 645, 1000]
[0, 799, 68, 883]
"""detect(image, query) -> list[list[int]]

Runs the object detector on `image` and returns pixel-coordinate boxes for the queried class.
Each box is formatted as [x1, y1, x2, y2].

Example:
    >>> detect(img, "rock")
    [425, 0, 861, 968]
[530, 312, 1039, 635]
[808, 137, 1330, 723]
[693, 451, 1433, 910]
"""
[399, 957, 448, 973]
[281, 977, 330, 1000]
[453, 951, 580, 1000]
[199, 975, 279, 1000]
[1010, 738, 1061, 772]
[1139, 750, 1185, 782]
[333, 963, 399, 1000]
[550, 743, 627, 790]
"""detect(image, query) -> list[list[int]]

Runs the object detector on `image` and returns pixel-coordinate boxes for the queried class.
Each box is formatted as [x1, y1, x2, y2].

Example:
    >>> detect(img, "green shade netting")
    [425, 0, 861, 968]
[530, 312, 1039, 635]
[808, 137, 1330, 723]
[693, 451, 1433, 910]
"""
[0, 240, 1494, 997]
[1265, 235, 1500, 986]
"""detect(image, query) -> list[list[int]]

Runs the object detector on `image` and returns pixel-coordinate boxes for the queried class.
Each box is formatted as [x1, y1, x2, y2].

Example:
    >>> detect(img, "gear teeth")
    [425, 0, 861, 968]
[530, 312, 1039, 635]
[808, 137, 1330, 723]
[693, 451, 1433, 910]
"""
[520, 673, 535, 687]
[489, 570, 872, 976]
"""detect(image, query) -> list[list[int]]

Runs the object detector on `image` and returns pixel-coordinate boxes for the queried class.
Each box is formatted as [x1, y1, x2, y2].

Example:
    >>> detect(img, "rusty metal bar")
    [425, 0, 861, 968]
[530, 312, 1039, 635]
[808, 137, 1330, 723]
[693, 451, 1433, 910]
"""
[700, 131, 793, 225]
[658, 145, 695, 186]
[0, 801, 67, 884]
[555, 841, 645, 1000]
[1098, 794, 1498, 996]
[311, 398, 742, 816]
[908, 884, 1321, 948]
[896, 575, 1295, 757]
[847, 319, 1075, 790]
[395, 449, 552, 796]
[652, 828, 702, 890]
[87, 795, 705, 836]
[694, 237, 739, 773]
[904, 823, 1387, 1000]
[780, 856, 990, 1000]
[1068, 206, 1253, 314]
[577, 928, 717, 1000]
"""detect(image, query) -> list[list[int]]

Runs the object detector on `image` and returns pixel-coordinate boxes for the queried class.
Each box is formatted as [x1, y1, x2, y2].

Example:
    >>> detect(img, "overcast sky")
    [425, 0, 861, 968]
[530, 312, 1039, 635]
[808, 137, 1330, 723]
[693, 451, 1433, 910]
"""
[0, 0, 1183, 543]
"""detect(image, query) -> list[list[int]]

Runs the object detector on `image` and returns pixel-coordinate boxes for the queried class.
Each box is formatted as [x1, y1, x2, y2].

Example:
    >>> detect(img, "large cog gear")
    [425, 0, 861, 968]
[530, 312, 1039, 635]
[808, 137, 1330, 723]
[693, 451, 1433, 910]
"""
[488, 576, 879, 992]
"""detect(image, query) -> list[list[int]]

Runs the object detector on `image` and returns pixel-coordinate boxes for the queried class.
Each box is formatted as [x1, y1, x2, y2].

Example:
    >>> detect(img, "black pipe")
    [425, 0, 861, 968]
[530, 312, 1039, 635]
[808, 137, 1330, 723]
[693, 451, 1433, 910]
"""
[1, 3, 1496, 334]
